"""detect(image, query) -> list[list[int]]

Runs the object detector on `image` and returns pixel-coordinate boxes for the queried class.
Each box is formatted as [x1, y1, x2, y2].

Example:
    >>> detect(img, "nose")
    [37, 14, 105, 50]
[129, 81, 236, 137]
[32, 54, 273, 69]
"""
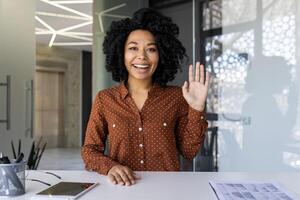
[137, 49, 146, 60]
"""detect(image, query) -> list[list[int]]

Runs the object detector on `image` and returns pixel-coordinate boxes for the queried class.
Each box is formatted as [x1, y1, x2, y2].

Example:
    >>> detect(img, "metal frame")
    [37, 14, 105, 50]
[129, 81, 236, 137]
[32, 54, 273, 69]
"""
[25, 80, 34, 138]
[0, 75, 11, 130]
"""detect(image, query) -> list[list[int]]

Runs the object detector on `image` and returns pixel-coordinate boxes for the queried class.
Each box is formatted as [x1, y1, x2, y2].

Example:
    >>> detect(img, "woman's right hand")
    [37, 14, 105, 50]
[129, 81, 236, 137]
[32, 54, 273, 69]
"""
[107, 165, 140, 186]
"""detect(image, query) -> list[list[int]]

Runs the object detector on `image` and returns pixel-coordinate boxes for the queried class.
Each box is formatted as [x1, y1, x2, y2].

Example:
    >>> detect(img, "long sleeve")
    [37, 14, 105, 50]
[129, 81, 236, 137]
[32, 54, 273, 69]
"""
[81, 92, 119, 175]
[175, 92, 208, 160]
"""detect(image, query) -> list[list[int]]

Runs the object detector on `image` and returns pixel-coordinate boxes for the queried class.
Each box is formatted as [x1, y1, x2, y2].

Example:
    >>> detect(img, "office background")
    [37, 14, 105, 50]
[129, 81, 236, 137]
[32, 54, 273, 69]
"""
[0, 0, 299, 172]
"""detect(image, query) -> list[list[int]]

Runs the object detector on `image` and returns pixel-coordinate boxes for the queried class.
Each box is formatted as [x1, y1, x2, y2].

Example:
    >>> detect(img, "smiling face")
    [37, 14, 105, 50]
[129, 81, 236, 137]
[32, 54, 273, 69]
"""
[124, 29, 159, 83]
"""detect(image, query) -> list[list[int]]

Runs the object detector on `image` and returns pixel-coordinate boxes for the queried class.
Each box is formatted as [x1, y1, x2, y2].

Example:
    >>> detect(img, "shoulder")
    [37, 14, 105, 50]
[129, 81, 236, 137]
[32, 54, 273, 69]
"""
[95, 85, 120, 102]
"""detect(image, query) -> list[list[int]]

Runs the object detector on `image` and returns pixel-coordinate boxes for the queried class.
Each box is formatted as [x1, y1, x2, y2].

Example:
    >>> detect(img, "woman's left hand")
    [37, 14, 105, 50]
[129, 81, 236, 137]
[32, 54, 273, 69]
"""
[182, 62, 210, 112]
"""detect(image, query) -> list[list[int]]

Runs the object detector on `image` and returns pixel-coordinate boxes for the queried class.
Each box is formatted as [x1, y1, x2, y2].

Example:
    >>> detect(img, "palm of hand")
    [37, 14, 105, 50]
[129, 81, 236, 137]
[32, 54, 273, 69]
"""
[182, 62, 210, 111]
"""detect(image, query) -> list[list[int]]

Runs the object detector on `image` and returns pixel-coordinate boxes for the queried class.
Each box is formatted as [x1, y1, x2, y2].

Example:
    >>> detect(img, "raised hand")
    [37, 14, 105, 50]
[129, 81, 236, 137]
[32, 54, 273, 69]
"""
[182, 62, 210, 112]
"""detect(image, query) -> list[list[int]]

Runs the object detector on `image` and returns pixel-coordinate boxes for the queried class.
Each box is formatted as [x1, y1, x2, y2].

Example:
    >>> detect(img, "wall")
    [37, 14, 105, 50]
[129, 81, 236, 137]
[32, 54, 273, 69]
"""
[36, 43, 82, 148]
[0, 0, 36, 157]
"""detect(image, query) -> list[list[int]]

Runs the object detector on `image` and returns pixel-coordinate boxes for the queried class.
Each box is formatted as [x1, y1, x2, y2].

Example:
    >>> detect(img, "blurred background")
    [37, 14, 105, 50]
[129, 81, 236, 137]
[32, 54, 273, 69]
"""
[0, 0, 299, 172]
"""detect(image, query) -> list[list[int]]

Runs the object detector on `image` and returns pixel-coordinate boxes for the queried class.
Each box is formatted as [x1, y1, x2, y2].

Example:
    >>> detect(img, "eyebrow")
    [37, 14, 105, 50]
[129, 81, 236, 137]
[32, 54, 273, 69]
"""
[127, 41, 156, 46]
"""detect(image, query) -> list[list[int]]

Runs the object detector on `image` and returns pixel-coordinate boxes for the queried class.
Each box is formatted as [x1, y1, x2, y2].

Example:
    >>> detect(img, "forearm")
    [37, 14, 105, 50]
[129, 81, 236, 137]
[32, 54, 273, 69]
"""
[81, 144, 119, 175]
[177, 107, 208, 160]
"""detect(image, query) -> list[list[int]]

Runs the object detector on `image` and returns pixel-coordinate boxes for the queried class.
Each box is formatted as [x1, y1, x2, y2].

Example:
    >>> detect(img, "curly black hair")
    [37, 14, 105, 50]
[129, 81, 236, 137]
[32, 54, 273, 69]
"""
[103, 8, 187, 86]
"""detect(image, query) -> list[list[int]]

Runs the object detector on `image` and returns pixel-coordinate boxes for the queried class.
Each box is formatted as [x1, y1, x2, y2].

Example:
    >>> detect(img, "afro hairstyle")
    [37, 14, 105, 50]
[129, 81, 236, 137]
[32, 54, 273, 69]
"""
[103, 8, 187, 86]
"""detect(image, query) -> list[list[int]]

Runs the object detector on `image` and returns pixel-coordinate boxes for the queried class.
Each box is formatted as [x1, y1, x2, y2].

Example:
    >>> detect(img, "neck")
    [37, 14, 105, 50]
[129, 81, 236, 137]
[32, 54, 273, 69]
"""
[127, 78, 153, 93]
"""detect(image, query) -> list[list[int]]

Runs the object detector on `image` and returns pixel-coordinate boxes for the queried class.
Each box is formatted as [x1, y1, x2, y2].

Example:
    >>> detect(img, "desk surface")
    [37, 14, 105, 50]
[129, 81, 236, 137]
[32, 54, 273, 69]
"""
[4, 171, 300, 200]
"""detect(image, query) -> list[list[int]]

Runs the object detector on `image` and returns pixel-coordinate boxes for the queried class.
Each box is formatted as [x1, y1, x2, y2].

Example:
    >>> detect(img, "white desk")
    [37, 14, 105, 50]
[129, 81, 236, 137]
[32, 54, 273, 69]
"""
[5, 171, 300, 200]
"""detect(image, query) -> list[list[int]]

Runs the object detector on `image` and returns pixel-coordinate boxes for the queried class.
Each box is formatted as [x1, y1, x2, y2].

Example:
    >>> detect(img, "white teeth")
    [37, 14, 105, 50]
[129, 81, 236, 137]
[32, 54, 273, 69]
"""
[133, 64, 149, 68]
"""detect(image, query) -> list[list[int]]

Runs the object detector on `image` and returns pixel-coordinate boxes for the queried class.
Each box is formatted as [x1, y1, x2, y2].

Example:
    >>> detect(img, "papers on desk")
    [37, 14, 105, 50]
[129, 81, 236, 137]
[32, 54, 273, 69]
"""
[209, 181, 299, 200]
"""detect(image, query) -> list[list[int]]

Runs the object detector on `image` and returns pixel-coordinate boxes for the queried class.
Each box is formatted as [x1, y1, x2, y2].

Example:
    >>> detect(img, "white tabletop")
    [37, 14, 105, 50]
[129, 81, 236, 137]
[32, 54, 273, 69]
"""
[3, 170, 300, 200]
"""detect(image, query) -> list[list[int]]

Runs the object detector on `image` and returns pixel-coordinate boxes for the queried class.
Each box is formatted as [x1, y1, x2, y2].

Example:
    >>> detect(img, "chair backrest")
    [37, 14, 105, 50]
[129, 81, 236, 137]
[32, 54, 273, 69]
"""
[196, 112, 219, 171]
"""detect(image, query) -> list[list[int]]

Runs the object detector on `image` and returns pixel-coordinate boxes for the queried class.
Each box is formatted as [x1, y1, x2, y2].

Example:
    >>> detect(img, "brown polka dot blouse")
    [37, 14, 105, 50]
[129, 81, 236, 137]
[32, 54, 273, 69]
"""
[81, 82, 208, 175]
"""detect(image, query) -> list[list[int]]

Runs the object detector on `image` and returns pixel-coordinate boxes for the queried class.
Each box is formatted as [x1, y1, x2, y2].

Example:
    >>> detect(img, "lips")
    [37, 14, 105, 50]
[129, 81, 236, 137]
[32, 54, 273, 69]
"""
[132, 64, 150, 69]
[132, 64, 150, 74]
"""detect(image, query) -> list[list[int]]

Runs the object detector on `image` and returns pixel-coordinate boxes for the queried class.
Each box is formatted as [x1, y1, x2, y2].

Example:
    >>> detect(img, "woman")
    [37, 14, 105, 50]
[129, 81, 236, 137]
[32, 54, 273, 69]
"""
[81, 8, 210, 186]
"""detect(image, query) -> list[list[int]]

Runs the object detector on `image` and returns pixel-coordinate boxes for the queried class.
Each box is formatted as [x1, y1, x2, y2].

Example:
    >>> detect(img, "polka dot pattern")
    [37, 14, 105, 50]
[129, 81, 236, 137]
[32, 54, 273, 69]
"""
[81, 82, 208, 175]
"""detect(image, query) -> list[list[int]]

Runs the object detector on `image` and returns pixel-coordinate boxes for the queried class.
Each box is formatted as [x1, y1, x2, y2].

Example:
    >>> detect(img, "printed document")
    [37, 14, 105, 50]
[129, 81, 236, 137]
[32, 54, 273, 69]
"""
[209, 181, 299, 200]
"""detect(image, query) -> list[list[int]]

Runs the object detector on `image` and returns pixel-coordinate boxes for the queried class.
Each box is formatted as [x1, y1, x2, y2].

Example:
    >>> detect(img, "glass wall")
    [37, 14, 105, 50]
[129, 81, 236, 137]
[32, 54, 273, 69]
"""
[203, 0, 300, 171]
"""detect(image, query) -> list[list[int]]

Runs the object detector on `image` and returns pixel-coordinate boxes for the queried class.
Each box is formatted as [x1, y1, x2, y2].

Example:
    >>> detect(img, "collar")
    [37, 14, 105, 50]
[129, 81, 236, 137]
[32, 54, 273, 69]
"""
[119, 81, 162, 99]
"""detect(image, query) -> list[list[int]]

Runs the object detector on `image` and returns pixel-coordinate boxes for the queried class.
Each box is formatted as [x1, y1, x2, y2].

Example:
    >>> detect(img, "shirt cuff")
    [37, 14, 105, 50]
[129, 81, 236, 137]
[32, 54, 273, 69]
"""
[188, 106, 206, 122]
[101, 159, 120, 175]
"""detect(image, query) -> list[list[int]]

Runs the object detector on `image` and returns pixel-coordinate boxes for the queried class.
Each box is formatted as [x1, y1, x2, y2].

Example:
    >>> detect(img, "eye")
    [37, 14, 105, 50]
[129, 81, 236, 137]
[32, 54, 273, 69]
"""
[147, 48, 157, 53]
[128, 46, 138, 51]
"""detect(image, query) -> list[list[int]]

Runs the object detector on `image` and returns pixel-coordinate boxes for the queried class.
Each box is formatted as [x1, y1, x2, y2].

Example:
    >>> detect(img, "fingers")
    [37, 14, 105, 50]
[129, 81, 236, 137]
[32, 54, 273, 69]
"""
[195, 62, 200, 82]
[107, 165, 139, 186]
[199, 64, 205, 84]
[189, 62, 205, 83]
[182, 81, 188, 96]
[114, 173, 124, 185]
[108, 173, 117, 184]
[133, 173, 142, 180]
[124, 168, 136, 185]
[188, 64, 194, 82]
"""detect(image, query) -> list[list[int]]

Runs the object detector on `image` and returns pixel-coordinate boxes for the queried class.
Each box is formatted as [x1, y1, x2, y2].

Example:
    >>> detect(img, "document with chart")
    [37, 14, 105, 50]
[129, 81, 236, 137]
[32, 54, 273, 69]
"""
[209, 181, 299, 200]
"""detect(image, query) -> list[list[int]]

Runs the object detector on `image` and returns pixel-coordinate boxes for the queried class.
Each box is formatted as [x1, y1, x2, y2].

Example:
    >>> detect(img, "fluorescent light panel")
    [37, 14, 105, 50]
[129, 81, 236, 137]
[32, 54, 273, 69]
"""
[36, 0, 93, 47]
[36, 11, 90, 20]
[35, 16, 55, 32]
[49, 33, 57, 47]
[40, 0, 92, 19]
[97, 3, 127, 33]
[53, 42, 92, 46]
[57, 21, 92, 32]
[50, 0, 92, 4]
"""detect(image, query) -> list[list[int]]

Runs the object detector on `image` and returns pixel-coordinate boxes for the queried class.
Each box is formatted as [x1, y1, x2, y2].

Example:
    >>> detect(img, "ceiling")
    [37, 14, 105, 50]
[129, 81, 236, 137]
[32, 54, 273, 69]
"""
[35, 0, 93, 51]
[35, 0, 192, 52]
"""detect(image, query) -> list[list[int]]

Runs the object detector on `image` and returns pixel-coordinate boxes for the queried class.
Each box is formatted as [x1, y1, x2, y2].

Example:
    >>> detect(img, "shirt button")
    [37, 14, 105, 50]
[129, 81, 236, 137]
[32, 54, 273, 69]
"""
[140, 160, 144, 164]
[163, 122, 167, 127]
[112, 124, 116, 128]
[138, 127, 143, 131]
[200, 116, 204, 120]
[139, 144, 143, 148]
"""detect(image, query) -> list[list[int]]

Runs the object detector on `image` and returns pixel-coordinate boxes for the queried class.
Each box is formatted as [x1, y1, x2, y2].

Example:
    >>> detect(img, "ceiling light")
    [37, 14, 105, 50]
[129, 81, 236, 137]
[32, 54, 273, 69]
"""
[49, 33, 57, 47]
[50, 0, 93, 4]
[36, 0, 93, 47]
[57, 21, 92, 32]
[40, 0, 92, 19]
[97, 3, 129, 33]
[36, 11, 90, 20]
[52, 42, 92, 46]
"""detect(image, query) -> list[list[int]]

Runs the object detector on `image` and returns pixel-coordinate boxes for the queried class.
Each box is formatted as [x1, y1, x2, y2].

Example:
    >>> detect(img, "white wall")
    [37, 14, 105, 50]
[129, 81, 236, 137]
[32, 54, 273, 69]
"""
[0, 0, 35, 157]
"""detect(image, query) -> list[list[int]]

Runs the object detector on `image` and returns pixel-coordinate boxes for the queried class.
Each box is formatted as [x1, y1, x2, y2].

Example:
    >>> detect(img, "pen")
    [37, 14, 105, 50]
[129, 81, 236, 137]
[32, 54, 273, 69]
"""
[15, 153, 24, 163]
[11, 141, 17, 159]
[18, 139, 21, 157]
